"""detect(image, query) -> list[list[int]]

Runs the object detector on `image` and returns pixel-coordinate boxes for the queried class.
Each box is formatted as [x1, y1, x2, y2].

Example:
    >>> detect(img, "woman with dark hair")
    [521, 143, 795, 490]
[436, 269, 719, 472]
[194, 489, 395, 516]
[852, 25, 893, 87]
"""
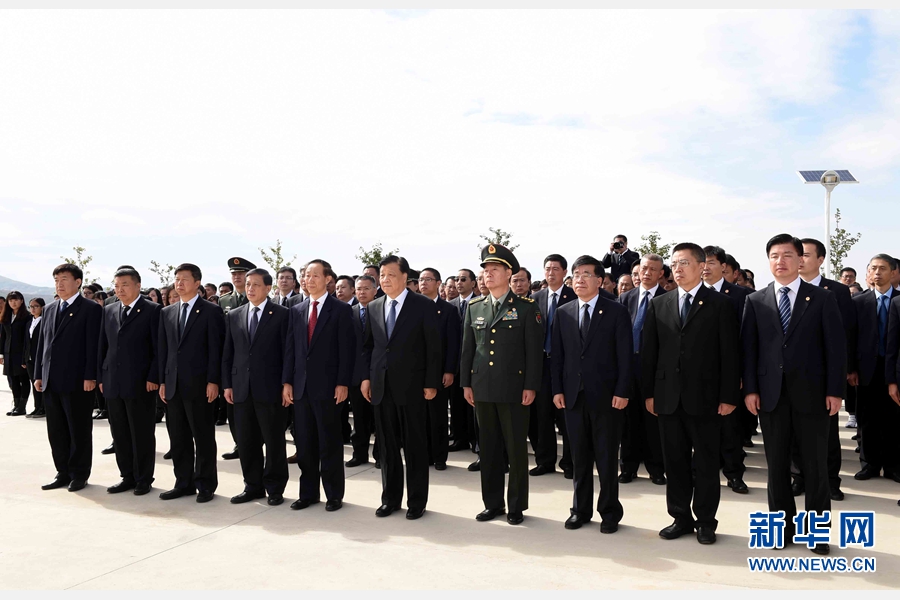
[166, 287, 179, 306]
[0, 291, 31, 416]
[93, 291, 108, 305]
[24, 297, 46, 417]
[146, 288, 163, 304]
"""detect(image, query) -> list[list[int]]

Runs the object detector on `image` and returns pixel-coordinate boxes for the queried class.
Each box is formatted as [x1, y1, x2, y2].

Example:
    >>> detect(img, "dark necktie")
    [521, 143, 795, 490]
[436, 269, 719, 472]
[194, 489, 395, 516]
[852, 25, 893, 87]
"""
[281, 296, 288, 306]
[580, 303, 591, 344]
[878, 294, 889, 356]
[681, 292, 692, 327]
[779, 287, 791, 334]
[459, 298, 467, 320]
[307, 300, 319, 344]
[59, 300, 69, 313]
[179, 303, 189, 338]
[386, 299, 398, 338]
[360, 306, 367, 329]
[249, 306, 259, 343]
[121, 304, 130, 322]
[633, 290, 649, 353]
[544, 292, 558, 353]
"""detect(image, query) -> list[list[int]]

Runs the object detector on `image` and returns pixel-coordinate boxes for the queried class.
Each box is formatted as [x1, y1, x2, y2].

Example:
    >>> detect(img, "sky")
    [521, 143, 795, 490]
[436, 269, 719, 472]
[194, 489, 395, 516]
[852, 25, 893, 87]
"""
[2, 9, 899, 289]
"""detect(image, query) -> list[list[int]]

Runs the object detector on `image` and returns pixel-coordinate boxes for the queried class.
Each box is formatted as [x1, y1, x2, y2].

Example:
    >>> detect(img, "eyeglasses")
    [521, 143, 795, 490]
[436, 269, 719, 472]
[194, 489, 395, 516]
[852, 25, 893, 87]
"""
[29, 304, 40, 309]
[670, 259, 694, 269]
[419, 277, 437, 284]
[571, 273, 598, 280]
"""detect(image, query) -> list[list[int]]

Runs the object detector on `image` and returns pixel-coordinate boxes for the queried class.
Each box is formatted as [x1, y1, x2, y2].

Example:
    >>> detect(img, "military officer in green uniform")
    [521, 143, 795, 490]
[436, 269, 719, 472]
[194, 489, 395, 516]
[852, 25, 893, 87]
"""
[218, 256, 255, 460]
[461, 243, 543, 525]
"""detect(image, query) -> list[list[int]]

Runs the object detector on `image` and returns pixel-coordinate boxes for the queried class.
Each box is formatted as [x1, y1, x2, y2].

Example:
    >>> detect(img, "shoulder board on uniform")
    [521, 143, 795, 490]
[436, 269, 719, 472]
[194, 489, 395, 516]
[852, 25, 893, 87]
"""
[518, 296, 534, 303]
[469, 296, 486, 304]
[220, 292, 233, 299]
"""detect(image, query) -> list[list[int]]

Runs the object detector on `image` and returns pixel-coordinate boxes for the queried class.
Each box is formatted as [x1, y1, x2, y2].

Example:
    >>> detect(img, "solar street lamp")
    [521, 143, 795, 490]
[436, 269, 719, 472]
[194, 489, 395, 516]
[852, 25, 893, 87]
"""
[796, 170, 859, 279]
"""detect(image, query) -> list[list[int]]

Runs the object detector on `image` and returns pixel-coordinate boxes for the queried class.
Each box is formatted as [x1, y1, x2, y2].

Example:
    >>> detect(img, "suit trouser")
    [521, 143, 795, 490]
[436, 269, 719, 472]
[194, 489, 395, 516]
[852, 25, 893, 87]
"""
[165, 390, 218, 493]
[620, 354, 665, 477]
[739, 401, 759, 440]
[565, 392, 624, 523]
[759, 386, 830, 529]
[374, 387, 429, 510]
[227, 401, 238, 449]
[790, 413, 841, 490]
[425, 386, 450, 465]
[235, 398, 288, 496]
[845, 385, 857, 415]
[720, 408, 746, 480]
[475, 400, 529, 513]
[44, 389, 93, 480]
[530, 356, 571, 471]
[294, 393, 345, 501]
[107, 392, 157, 485]
[858, 357, 900, 473]
[7, 373, 31, 409]
[658, 406, 721, 530]
[450, 380, 477, 449]
[349, 385, 377, 462]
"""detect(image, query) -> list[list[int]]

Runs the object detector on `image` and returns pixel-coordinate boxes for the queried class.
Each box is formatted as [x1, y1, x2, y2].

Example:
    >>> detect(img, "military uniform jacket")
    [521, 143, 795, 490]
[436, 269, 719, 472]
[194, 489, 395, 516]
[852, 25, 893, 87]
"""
[460, 290, 543, 403]
[218, 291, 248, 315]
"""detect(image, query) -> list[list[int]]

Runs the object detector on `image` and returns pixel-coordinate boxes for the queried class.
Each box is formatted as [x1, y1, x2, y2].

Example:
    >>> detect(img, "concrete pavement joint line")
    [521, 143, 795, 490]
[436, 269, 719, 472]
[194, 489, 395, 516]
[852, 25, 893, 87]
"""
[65, 505, 274, 590]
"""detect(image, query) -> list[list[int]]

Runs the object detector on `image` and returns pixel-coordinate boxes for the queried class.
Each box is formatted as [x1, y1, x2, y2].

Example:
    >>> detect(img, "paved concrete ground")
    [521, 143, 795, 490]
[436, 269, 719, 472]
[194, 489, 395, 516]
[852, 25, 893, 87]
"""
[1, 386, 898, 589]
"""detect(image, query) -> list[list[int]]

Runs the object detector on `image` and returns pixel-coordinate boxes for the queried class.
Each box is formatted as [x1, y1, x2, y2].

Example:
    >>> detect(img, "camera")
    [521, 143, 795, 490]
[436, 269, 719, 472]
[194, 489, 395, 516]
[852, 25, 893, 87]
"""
[613, 241, 624, 250]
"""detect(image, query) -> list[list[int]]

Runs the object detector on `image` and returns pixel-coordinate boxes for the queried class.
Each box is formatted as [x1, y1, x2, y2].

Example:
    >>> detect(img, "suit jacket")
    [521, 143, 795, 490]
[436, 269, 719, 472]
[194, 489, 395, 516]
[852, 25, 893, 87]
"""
[435, 297, 462, 375]
[35, 295, 103, 393]
[532, 285, 576, 349]
[158, 297, 225, 400]
[885, 295, 900, 385]
[98, 296, 161, 399]
[361, 292, 442, 405]
[271, 290, 300, 307]
[283, 295, 355, 401]
[741, 281, 846, 413]
[602, 249, 640, 281]
[854, 288, 893, 386]
[350, 303, 369, 386]
[717, 279, 752, 321]
[814, 277, 857, 377]
[222, 301, 289, 403]
[24, 317, 41, 381]
[550, 295, 632, 410]
[619, 285, 668, 328]
[287, 293, 307, 308]
[1, 312, 30, 377]
[642, 284, 740, 415]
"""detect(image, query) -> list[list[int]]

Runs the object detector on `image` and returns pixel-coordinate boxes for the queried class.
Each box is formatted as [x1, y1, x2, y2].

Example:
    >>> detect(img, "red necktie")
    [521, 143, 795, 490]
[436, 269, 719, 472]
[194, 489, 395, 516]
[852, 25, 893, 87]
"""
[307, 300, 318, 344]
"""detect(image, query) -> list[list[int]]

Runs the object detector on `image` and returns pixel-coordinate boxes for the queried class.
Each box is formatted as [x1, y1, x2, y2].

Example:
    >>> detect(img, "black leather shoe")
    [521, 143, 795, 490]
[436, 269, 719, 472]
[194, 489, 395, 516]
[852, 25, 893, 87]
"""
[93, 409, 108, 420]
[287, 452, 298, 464]
[883, 470, 900, 483]
[9, 408, 26, 416]
[41, 476, 71, 490]
[448, 440, 469, 452]
[267, 494, 284, 506]
[650, 475, 667, 486]
[507, 511, 524, 525]
[468, 459, 481, 472]
[101, 443, 115, 455]
[831, 487, 845, 501]
[618, 472, 637, 484]
[374, 461, 381, 469]
[134, 482, 151, 496]
[325, 499, 343, 512]
[600, 521, 618, 534]
[163, 450, 172, 460]
[155, 411, 164, 423]
[68, 479, 87, 492]
[697, 526, 717, 544]
[851, 433, 860, 441]
[791, 481, 805, 496]
[375, 504, 400, 517]
[196, 490, 214, 503]
[107, 479, 135, 494]
[221, 447, 240, 460]
[563, 469, 573, 480]
[290, 498, 320, 510]
[659, 522, 694, 539]
[855, 446, 860, 453]
[231, 490, 266, 504]
[159, 487, 195, 500]
[855, 467, 880, 480]
[215, 418, 227, 426]
[742, 438, 755, 448]
[529, 464, 555, 476]
[476, 507, 505, 522]
[345, 457, 368, 467]
[728, 478, 749, 494]
[811, 543, 830, 555]
[406, 507, 425, 520]
[27, 410, 46, 419]
[565, 514, 587, 530]
[435, 462, 447, 471]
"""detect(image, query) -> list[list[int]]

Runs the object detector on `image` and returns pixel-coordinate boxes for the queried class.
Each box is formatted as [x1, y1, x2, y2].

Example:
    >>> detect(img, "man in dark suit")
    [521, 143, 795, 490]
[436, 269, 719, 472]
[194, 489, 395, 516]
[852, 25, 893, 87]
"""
[529, 254, 575, 478]
[272, 267, 301, 306]
[510, 267, 532, 298]
[98, 267, 161, 496]
[222, 268, 291, 506]
[157, 263, 225, 503]
[347, 275, 378, 467]
[363, 265, 386, 299]
[551, 255, 632, 533]
[602, 234, 640, 282]
[854, 254, 900, 482]
[643, 243, 740, 545]
[797, 238, 857, 500]
[448, 268, 479, 456]
[34, 263, 103, 492]
[361, 255, 442, 520]
[702, 245, 752, 495]
[418, 267, 461, 471]
[284, 259, 355, 512]
[743, 234, 846, 555]
[617, 254, 667, 485]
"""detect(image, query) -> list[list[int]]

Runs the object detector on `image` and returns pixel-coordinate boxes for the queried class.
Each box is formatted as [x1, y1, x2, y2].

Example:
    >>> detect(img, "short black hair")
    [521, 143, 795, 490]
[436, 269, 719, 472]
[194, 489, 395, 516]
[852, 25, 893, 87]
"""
[336, 274, 355, 286]
[219, 281, 234, 292]
[306, 259, 336, 281]
[543, 254, 568, 270]
[800, 238, 827, 260]
[174, 263, 202, 282]
[420, 267, 441, 282]
[662, 264, 672, 278]
[246, 268, 273, 286]
[840, 267, 857, 277]
[444, 276, 457, 284]
[703, 245, 727, 264]
[766, 234, 803, 256]
[407, 269, 420, 282]
[744, 269, 755, 280]
[672, 242, 706, 264]
[724, 254, 740, 271]
[457, 268, 476, 282]
[870, 254, 899, 271]
[379, 255, 410, 276]
[849, 282, 863, 292]
[356, 275, 377, 287]
[630, 259, 641, 270]
[276, 266, 297, 281]
[572, 255, 605, 278]
[364, 265, 379, 273]
[114, 267, 142, 284]
[614, 234, 628, 243]
[52, 263, 83, 282]
[516, 267, 532, 281]
[89, 283, 104, 293]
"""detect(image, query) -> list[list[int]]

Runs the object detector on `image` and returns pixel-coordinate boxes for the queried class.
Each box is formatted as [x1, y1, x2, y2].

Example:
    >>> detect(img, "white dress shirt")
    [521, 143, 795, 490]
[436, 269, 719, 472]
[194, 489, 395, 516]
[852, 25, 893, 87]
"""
[307, 292, 328, 325]
[178, 294, 200, 328]
[678, 282, 704, 315]
[58, 292, 80, 308]
[577, 294, 599, 327]
[248, 298, 268, 328]
[705, 277, 725, 292]
[773, 277, 801, 313]
[384, 288, 409, 323]
[802, 274, 823, 287]
[29, 315, 42, 337]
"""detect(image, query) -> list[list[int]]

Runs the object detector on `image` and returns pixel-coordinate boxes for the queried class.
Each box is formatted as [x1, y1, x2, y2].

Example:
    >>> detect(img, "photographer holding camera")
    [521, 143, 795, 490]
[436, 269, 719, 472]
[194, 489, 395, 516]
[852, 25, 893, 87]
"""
[602, 235, 640, 282]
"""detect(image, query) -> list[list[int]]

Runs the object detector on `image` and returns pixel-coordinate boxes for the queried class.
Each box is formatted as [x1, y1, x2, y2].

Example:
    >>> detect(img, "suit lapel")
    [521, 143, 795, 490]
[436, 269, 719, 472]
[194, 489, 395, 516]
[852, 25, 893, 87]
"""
[234, 304, 250, 346]
[53, 295, 82, 341]
[784, 281, 811, 341]
[682, 285, 707, 329]
[584, 300, 605, 350]
[119, 297, 143, 331]
[373, 297, 388, 343]
[252, 302, 274, 347]
[309, 297, 332, 350]
[179, 298, 202, 347]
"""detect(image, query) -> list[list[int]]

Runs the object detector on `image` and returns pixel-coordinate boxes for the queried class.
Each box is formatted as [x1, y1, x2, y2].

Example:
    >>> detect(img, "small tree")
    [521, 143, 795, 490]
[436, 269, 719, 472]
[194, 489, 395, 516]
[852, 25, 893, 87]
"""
[635, 231, 673, 261]
[478, 227, 519, 252]
[355, 242, 399, 268]
[259, 239, 297, 272]
[61, 246, 97, 284]
[149, 260, 176, 286]
[829, 208, 861, 276]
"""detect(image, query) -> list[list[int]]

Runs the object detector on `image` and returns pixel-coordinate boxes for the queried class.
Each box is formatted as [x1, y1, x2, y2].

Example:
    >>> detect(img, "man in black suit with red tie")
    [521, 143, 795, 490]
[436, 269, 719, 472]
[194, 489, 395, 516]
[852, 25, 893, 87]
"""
[98, 267, 161, 496]
[361, 255, 442, 520]
[222, 268, 291, 506]
[742, 234, 846, 556]
[35, 263, 103, 492]
[283, 260, 355, 512]
[157, 263, 225, 503]
[347, 275, 378, 468]
[551, 255, 632, 533]
[642, 243, 740, 545]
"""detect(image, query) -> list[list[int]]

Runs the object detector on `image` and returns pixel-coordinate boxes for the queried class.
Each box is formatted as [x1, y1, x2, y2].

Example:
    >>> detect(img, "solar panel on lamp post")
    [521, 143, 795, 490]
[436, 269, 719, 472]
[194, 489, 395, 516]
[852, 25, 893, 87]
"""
[796, 170, 859, 279]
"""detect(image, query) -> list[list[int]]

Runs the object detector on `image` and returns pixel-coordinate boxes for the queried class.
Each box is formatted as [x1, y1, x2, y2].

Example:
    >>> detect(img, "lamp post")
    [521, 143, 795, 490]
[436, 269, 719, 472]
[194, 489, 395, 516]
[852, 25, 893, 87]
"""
[796, 170, 859, 279]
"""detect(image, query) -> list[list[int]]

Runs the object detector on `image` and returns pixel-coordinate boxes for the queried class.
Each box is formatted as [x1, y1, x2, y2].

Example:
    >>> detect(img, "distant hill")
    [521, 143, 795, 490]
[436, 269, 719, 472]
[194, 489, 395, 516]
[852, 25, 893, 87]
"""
[0, 275, 56, 299]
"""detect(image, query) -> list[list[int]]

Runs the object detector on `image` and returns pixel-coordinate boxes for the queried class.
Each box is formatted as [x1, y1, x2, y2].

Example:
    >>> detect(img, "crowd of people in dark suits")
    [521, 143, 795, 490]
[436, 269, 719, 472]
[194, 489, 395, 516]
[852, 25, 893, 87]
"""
[2, 232, 899, 556]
